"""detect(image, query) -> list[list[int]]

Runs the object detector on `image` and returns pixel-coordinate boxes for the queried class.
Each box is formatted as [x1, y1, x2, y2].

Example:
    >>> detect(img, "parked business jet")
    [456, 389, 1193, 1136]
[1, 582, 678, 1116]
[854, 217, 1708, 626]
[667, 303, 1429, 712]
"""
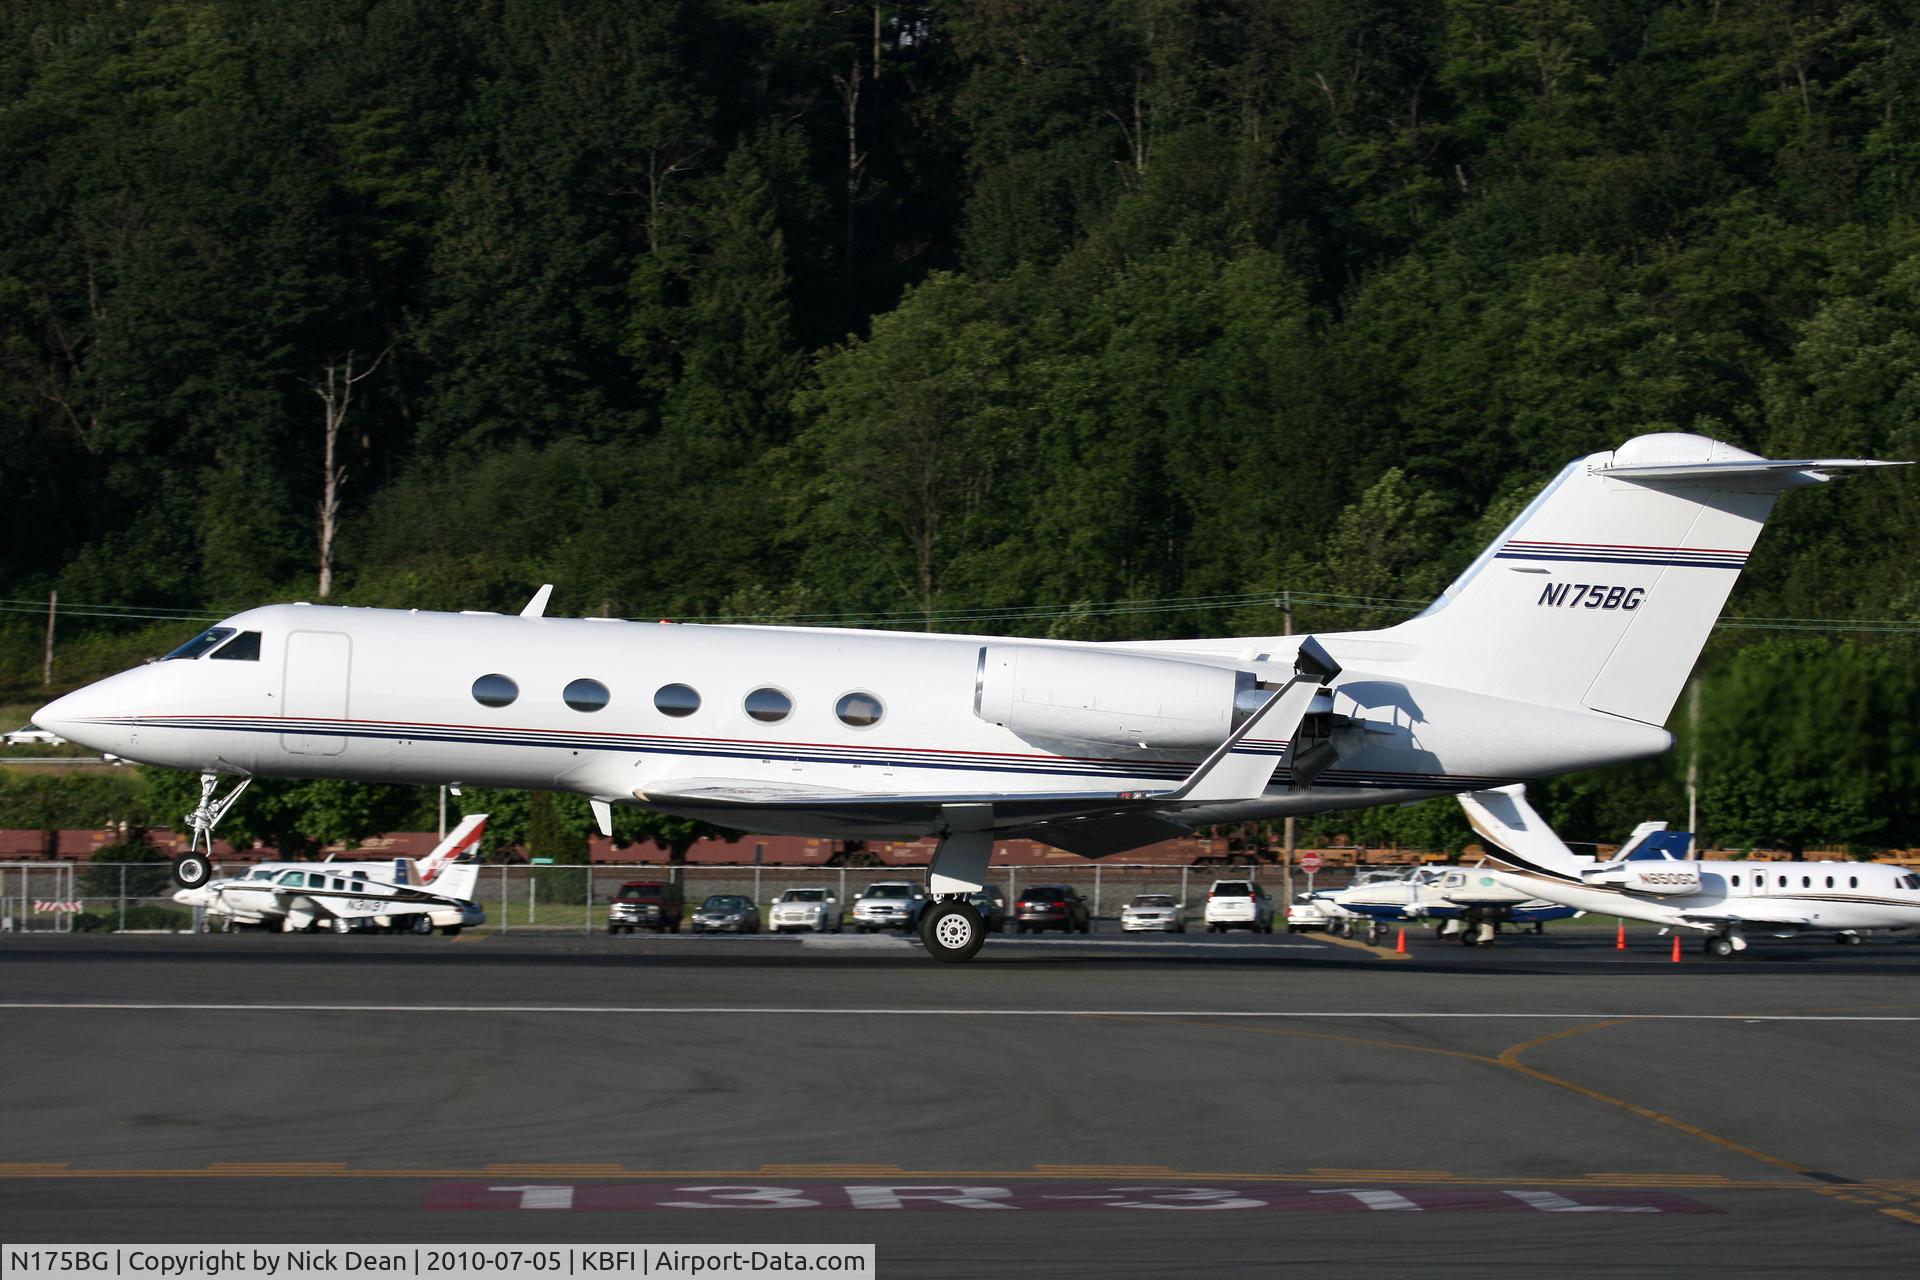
[34, 432, 1901, 961]
[1461, 785, 1920, 956]
[173, 813, 489, 935]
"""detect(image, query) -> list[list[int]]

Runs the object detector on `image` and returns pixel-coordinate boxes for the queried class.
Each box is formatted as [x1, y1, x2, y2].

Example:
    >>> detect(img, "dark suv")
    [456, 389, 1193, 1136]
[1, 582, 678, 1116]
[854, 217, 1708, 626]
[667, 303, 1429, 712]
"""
[608, 880, 685, 934]
[1013, 884, 1091, 934]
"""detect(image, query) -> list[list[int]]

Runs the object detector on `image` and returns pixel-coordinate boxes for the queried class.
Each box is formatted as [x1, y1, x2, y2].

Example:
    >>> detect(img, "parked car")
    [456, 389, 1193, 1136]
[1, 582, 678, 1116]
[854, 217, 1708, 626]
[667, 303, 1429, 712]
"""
[768, 887, 841, 933]
[2, 727, 63, 747]
[966, 886, 1009, 933]
[1013, 884, 1091, 934]
[1285, 896, 1335, 932]
[850, 881, 928, 932]
[607, 880, 684, 934]
[689, 893, 761, 933]
[1204, 879, 1275, 933]
[1120, 893, 1185, 933]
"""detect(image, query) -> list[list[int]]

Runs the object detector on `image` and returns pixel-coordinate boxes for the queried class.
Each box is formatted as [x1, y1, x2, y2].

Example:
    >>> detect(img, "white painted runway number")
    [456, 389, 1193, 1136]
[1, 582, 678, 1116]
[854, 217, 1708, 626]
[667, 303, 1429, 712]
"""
[432, 1183, 1718, 1214]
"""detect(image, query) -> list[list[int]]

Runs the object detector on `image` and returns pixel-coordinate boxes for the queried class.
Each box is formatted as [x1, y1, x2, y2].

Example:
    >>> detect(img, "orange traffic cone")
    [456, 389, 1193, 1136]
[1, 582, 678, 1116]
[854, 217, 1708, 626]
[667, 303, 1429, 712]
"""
[1616, 921, 1627, 951]
[1670, 934, 1682, 963]
[1395, 927, 1407, 954]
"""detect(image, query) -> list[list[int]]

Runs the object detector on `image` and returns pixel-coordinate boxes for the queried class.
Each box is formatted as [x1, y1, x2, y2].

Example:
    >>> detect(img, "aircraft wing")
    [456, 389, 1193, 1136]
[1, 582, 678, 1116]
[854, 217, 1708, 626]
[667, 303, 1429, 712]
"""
[635, 639, 1341, 852]
[1677, 908, 1814, 930]
[258, 883, 477, 910]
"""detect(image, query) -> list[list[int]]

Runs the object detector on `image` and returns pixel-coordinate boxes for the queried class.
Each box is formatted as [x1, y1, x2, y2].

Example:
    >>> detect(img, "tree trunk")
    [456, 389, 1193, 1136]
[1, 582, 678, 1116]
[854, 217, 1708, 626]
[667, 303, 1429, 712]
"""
[312, 348, 390, 599]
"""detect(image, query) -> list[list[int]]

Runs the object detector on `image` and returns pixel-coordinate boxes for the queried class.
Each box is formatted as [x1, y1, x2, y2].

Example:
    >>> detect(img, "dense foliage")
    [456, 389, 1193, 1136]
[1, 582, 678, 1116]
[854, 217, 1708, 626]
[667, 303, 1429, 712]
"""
[4, 1, 1919, 853]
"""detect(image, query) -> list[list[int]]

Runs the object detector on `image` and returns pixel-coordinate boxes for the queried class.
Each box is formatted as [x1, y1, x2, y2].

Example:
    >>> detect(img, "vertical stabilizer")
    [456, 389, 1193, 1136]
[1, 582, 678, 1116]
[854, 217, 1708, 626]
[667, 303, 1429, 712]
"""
[1366, 434, 1897, 726]
[1459, 785, 1589, 878]
[417, 813, 488, 885]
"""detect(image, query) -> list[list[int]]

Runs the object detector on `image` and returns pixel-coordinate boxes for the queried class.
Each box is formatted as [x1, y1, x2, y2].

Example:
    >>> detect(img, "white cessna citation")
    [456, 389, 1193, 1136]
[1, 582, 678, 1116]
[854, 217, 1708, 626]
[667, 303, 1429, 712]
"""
[171, 813, 489, 935]
[33, 432, 1901, 961]
[1461, 785, 1920, 956]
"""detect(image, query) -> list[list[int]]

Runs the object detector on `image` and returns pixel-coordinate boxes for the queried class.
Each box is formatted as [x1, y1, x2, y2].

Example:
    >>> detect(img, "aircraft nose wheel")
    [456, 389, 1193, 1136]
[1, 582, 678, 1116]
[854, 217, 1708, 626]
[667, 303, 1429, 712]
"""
[172, 852, 212, 890]
[919, 900, 986, 963]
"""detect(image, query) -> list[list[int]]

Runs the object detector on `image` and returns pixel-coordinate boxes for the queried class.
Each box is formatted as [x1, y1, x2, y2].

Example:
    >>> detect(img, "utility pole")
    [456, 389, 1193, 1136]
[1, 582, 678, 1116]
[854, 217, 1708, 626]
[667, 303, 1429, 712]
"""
[42, 590, 56, 686]
[1686, 679, 1701, 842]
[1281, 590, 1295, 909]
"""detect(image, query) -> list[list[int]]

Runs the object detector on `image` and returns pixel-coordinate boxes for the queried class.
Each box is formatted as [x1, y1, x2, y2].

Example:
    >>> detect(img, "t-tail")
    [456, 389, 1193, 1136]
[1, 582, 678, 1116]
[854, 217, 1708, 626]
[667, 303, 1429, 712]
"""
[1462, 784, 1692, 882]
[1362, 433, 1902, 726]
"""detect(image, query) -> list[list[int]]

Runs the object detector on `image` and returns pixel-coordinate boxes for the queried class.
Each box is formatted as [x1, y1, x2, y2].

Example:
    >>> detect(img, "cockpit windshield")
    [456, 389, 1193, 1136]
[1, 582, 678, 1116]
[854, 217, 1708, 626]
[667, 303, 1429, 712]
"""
[164, 627, 235, 660]
[210, 630, 261, 661]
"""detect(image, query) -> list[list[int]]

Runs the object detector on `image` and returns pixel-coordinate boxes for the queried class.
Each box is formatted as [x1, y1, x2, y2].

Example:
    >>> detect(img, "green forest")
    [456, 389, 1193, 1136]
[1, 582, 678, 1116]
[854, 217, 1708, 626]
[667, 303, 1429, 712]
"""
[3, 0, 1919, 856]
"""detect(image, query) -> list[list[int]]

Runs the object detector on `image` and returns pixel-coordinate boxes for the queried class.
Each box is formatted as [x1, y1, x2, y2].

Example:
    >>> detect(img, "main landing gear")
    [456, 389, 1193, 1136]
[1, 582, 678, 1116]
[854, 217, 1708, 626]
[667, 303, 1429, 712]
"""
[920, 900, 987, 963]
[173, 771, 252, 889]
[1703, 931, 1748, 958]
[919, 818, 993, 963]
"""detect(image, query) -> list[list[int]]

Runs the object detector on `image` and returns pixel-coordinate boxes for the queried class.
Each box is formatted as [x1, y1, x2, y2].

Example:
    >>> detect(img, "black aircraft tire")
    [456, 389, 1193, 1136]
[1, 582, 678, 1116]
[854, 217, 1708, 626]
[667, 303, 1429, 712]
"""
[173, 853, 212, 890]
[919, 900, 986, 963]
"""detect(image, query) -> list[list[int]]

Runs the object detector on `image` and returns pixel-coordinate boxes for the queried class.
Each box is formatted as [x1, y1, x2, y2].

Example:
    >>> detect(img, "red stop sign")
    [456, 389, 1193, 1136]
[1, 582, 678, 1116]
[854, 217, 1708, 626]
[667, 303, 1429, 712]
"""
[1299, 853, 1323, 872]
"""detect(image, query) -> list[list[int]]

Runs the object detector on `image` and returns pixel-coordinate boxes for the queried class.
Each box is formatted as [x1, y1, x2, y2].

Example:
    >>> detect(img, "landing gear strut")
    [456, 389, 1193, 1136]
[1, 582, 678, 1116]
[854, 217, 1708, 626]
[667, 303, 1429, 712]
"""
[919, 816, 993, 963]
[174, 772, 252, 889]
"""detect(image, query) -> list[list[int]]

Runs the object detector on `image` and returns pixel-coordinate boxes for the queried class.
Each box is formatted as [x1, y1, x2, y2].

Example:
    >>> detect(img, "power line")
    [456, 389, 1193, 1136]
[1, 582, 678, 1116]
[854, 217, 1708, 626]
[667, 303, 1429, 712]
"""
[3, 593, 1918, 635]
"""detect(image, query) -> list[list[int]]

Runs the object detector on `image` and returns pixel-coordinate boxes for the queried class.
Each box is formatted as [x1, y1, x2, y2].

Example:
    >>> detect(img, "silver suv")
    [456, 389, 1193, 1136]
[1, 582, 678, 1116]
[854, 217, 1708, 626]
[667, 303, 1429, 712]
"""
[850, 881, 928, 933]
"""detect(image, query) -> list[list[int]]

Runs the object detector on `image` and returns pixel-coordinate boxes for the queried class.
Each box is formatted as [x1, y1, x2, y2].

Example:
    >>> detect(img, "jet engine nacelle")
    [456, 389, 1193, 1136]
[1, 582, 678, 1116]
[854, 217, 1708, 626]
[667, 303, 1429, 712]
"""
[973, 645, 1260, 752]
[1588, 863, 1703, 896]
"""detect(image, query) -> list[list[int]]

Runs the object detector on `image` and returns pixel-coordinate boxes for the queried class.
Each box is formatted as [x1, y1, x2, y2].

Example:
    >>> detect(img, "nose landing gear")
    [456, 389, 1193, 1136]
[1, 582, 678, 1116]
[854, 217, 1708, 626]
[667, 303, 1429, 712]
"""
[173, 772, 252, 889]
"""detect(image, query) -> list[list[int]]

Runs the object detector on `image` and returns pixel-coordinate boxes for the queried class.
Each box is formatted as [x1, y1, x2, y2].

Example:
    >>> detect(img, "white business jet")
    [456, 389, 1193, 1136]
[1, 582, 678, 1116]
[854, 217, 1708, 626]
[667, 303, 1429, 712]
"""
[34, 432, 1901, 961]
[1460, 785, 1920, 956]
[172, 813, 489, 935]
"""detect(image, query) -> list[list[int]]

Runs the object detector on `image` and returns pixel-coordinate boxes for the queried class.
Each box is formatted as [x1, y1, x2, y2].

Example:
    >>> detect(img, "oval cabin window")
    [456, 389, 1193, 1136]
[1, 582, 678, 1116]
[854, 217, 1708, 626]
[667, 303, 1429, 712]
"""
[655, 683, 701, 717]
[473, 674, 519, 708]
[564, 678, 610, 712]
[745, 687, 793, 723]
[836, 691, 884, 727]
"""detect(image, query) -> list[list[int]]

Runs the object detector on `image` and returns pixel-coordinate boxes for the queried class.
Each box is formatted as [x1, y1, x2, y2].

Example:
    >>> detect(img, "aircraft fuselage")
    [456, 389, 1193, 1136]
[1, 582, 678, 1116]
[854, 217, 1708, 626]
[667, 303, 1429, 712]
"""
[38, 603, 1670, 840]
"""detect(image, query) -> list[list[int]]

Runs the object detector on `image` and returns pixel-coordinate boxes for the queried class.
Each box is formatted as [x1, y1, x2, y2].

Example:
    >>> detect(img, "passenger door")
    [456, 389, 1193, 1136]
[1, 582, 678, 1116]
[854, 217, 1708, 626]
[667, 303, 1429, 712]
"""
[282, 630, 351, 755]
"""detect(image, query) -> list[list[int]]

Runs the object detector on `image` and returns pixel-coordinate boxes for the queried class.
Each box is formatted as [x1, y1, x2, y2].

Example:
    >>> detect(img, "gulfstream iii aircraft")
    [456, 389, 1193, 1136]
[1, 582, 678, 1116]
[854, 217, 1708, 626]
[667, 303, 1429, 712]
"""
[172, 813, 489, 935]
[33, 432, 1901, 961]
[1461, 785, 1920, 956]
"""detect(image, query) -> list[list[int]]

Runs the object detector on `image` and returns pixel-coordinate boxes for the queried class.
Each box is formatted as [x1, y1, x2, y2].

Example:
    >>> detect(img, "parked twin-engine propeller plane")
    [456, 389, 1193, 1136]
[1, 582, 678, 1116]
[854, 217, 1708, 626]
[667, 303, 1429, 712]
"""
[171, 813, 489, 936]
[34, 432, 1901, 961]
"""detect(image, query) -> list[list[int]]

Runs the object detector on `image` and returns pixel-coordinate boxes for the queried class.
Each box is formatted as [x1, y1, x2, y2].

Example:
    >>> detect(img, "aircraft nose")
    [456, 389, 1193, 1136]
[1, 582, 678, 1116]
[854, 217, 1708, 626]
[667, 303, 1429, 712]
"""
[33, 689, 88, 741]
[34, 681, 120, 752]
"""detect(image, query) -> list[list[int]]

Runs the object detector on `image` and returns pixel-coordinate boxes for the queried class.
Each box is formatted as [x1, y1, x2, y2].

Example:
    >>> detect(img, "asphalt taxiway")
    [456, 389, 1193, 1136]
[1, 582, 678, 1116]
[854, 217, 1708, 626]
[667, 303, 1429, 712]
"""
[3, 927, 1918, 1276]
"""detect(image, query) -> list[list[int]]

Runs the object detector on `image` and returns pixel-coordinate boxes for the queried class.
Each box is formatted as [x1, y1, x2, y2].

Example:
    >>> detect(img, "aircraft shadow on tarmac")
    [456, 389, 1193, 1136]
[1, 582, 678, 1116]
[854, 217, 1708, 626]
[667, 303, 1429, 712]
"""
[6, 932, 1920, 980]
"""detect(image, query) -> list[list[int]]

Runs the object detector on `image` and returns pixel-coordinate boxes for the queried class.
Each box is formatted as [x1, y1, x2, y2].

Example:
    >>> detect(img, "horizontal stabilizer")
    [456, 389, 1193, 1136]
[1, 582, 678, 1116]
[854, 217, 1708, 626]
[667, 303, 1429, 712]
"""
[1596, 456, 1905, 491]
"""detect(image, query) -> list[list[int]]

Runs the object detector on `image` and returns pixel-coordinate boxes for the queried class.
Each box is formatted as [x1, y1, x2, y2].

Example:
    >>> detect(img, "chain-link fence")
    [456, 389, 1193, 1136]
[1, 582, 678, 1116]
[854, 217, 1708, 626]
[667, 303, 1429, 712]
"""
[1, 861, 1295, 933]
[482, 863, 1280, 933]
[0, 861, 184, 932]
